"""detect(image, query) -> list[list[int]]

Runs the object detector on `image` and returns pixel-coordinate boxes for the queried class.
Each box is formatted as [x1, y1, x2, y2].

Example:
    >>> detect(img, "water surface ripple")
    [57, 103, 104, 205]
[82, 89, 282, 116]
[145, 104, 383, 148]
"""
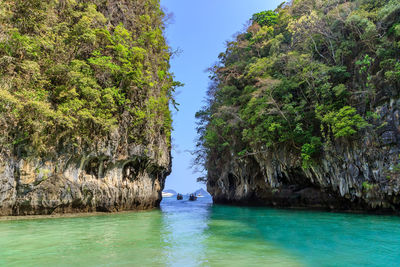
[0, 197, 399, 266]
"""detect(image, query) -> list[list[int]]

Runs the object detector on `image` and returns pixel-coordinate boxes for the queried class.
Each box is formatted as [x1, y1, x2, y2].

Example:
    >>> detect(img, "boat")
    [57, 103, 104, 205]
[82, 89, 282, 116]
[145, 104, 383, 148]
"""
[197, 193, 204, 198]
[177, 193, 183, 200]
[162, 192, 174, 198]
[189, 194, 197, 201]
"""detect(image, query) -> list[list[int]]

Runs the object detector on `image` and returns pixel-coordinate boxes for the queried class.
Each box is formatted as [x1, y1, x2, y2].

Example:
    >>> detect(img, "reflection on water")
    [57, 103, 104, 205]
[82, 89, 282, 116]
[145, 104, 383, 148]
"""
[160, 197, 212, 266]
[0, 197, 400, 266]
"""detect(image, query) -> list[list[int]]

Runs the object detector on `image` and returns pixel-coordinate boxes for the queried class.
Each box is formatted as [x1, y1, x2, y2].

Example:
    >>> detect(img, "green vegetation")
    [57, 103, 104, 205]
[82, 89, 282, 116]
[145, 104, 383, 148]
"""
[0, 0, 179, 157]
[362, 181, 374, 191]
[196, 0, 400, 171]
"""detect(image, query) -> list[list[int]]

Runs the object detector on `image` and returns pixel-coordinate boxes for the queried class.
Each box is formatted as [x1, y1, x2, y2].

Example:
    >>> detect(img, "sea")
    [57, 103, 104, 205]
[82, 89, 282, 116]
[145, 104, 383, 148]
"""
[0, 196, 399, 266]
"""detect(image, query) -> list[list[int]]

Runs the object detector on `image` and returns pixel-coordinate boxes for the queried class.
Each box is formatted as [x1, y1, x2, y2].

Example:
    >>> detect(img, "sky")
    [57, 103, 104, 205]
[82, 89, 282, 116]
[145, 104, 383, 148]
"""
[160, 0, 283, 193]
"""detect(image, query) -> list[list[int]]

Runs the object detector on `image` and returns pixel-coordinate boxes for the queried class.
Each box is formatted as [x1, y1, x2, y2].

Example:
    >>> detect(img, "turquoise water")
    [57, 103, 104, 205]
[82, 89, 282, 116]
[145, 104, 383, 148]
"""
[0, 197, 399, 266]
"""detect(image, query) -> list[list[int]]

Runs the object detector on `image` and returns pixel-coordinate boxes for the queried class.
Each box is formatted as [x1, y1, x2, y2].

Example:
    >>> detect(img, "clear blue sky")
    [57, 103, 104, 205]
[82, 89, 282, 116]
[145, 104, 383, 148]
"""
[161, 0, 283, 193]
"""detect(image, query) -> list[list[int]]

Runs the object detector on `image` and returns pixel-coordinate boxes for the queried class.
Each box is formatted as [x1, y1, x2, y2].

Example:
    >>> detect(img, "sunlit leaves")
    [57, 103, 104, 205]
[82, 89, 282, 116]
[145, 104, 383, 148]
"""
[252, 11, 278, 27]
[317, 106, 370, 138]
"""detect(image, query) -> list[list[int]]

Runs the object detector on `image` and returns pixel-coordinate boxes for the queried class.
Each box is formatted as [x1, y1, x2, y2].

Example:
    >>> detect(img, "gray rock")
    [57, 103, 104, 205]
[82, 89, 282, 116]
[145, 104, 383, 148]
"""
[381, 131, 397, 145]
[348, 164, 360, 179]
[0, 131, 171, 216]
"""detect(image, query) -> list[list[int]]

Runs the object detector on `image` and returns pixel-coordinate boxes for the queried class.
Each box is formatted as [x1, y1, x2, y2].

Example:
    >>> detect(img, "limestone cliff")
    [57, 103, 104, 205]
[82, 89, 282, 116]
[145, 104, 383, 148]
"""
[196, 0, 400, 212]
[0, 133, 171, 215]
[0, 0, 176, 215]
[207, 99, 400, 212]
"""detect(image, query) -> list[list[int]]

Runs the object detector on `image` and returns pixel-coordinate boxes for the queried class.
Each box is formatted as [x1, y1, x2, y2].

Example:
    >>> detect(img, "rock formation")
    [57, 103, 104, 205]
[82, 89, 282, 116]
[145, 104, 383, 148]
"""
[207, 100, 400, 212]
[196, 0, 400, 212]
[0, 0, 175, 215]
[0, 134, 171, 215]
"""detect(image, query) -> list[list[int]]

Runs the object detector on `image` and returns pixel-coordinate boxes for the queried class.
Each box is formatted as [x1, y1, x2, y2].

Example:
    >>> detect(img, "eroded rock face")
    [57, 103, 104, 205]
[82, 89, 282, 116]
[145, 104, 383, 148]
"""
[207, 99, 400, 213]
[0, 130, 171, 216]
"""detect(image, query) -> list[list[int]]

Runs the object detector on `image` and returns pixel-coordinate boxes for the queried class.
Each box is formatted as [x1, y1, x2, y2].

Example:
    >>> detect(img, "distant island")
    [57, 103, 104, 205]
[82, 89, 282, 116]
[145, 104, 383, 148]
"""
[163, 189, 178, 195]
[162, 188, 210, 197]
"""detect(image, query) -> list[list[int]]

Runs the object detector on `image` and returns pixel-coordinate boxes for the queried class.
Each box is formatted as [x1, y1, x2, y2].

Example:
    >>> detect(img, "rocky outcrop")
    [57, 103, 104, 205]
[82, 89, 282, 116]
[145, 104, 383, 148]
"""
[0, 130, 171, 216]
[0, 0, 173, 216]
[207, 99, 400, 212]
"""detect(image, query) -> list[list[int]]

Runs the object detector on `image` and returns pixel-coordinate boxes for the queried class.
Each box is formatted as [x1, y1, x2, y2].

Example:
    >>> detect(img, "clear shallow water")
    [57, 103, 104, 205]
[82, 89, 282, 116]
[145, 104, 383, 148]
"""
[0, 197, 400, 266]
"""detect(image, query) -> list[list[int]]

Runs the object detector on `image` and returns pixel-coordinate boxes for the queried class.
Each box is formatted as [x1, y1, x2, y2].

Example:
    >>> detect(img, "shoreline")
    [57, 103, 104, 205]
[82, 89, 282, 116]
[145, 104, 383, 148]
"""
[0, 208, 159, 222]
[3, 200, 399, 221]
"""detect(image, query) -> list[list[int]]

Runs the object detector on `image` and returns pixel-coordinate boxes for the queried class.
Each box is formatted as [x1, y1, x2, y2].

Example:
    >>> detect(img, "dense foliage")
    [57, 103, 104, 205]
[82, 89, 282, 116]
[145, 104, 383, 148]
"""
[196, 0, 400, 174]
[0, 0, 179, 157]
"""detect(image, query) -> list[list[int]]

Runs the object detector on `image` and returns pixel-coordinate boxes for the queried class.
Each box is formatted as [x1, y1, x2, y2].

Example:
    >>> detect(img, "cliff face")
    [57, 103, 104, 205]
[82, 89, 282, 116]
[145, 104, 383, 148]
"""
[196, 0, 400, 212]
[207, 99, 400, 211]
[0, 0, 175, 215]
[0, 133, 171, 215]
